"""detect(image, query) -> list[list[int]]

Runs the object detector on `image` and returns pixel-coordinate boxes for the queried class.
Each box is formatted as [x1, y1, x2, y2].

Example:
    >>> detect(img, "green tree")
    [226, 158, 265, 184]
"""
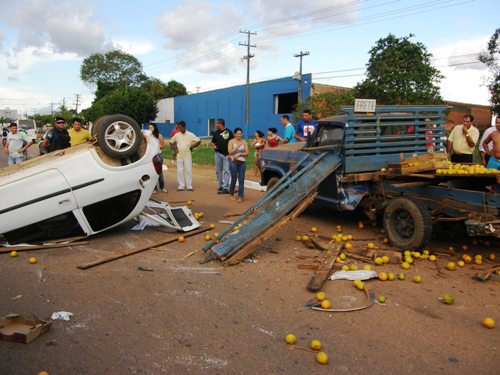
[80, 50, 147, 89]
[354, 34, 443, 105]
[84, 86, 157, 124]
[309, 91, 356, 119]
[479, 28, 500, 114]
[165, 79, 187, 97]
[140, 78, 187, 101]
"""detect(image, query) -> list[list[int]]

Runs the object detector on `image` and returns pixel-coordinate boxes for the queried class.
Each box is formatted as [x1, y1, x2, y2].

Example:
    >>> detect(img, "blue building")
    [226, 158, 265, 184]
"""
[154, 74, 313, 138]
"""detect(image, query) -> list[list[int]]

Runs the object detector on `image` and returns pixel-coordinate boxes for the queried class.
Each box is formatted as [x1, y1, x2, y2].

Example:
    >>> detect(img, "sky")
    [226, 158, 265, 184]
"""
[0, 0, 498, 117]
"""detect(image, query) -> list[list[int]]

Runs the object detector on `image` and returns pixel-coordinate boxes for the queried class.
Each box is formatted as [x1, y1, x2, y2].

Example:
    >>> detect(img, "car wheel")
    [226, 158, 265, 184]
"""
[96, 114, 142, 159]
[91, 115, 112, 137]
[383, 197, 432, 250]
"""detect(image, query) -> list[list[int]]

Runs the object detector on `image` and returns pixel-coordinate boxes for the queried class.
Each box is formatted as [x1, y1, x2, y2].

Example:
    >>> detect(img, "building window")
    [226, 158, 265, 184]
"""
[274, 92, 298, 114]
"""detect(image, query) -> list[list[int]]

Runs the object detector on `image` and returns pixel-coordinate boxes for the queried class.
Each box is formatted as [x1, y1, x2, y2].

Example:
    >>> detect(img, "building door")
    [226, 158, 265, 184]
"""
[208, 119, 216, 136]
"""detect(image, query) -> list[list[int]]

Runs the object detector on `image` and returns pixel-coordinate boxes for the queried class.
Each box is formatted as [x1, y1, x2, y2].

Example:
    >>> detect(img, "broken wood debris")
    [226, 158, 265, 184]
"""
[0, 241, 88, 254]
[77, 227, 206, 270]
[307, 242, 343, 291]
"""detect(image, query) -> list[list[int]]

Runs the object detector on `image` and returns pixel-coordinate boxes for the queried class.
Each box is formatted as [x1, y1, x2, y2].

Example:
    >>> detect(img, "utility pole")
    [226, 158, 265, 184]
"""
[50, 101, 55, 115]
[294, 51, 310, 106]
[239, 29, 256, 137]
[74, 94, 81, 113]
[196, 86, 200, 93]
[61, 97, 66, 110]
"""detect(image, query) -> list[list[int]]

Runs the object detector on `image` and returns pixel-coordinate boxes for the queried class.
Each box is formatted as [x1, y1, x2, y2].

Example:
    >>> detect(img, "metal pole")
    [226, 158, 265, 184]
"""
[294, 51, 310, 106]
[239, 30, 256, 137]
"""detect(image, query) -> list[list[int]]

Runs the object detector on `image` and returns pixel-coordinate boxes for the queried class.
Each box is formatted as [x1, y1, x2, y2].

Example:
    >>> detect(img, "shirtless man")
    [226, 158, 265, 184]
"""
[482, 117, 500, 169]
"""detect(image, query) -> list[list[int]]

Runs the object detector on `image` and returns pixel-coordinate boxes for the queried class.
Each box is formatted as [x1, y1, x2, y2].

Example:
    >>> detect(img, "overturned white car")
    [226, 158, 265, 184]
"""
[0, 114, 198, 245]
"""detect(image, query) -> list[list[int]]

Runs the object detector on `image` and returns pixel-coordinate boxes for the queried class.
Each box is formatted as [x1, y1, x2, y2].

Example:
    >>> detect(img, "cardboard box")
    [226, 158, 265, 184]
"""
[0, 314, 52, 344]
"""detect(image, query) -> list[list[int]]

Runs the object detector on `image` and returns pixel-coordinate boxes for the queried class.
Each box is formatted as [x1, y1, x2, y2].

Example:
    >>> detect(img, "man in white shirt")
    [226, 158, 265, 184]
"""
[170, 121, 201, 191]
[3, 123, 33, 165]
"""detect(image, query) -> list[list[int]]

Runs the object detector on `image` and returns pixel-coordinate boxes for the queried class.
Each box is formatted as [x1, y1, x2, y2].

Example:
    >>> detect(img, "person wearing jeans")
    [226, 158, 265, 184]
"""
[228, 127, 249, 202]
[211, 119, 233, 194]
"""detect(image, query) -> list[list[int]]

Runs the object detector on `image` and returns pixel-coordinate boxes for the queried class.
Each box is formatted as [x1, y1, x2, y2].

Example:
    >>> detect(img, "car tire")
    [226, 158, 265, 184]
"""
[383, 197, 432, 250]
[91, 115, 112, 137]
[96, 114, 142, 159]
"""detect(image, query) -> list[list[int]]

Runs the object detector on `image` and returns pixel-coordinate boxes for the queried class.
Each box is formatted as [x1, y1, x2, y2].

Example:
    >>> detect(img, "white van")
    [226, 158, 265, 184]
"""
[16, 119, 37, 142]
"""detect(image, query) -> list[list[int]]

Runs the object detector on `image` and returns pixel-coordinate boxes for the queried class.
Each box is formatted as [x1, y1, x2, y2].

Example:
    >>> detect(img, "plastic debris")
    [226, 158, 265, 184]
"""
[51, 311, 73, 321]
[329, 270, 378, 281]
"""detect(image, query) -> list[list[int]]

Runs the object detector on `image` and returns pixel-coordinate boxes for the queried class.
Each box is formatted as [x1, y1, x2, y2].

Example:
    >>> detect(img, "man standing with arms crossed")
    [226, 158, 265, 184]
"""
[447, 114, 479, 163]
[211, 118, 233, 194]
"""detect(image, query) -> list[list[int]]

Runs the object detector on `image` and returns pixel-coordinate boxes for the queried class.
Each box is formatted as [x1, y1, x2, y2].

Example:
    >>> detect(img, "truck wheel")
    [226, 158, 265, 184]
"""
[383, 197, 432, 250]
[266, 176, 280, 192]
[96, 114, 142, 159]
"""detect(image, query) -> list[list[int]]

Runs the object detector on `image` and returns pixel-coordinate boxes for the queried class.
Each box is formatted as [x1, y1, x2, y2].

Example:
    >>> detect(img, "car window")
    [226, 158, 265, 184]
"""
[83, 190, 141, 231]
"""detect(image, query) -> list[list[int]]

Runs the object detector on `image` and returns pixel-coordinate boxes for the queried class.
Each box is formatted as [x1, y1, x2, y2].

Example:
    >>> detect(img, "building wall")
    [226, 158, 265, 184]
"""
[445, 101, 492, 132]
[155, 98, 174, 124]
[172, 74, 312, 138]
[0, 108, 19, 120]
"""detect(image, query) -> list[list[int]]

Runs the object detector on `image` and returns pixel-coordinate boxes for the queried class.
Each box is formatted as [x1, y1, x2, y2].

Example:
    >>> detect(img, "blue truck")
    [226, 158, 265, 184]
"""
[258, 105, 500, 250]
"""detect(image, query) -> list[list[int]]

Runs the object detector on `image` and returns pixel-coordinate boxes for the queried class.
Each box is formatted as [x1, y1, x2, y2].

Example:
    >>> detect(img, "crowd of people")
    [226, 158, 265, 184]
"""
[4, 110, 500, 201]
[2, 117, 90, 166]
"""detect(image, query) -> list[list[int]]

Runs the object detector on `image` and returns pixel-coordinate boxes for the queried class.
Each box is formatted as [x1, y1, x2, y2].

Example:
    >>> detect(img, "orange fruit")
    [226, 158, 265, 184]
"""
[311, 227, 318, 233]
[29, 257, 37, 264]
[178, 236, 185, 243]
[483, 317, 495, 329]
[378, 272, 388, 281]
[462, 245, 469, 251]
[321, 300, 331, 309]
[10, 251, 17, 257]
[204, 234, 212, 241]
[316, 351, 329, 365]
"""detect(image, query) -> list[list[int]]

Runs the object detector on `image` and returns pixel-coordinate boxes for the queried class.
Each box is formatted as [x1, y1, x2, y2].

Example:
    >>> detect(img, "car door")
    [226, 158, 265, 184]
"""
[0, 168, 79, 235]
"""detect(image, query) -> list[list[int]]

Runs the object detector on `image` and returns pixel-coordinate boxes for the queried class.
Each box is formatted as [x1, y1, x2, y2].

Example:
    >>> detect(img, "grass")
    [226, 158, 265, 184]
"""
[162, 140, 257, 169]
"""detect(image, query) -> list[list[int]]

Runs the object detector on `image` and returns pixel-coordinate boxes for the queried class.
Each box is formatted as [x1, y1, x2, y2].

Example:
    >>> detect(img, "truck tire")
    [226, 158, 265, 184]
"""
[383, 197, 432, 250]
[96, 114, 142, 159]
[267, 176, 280, 192]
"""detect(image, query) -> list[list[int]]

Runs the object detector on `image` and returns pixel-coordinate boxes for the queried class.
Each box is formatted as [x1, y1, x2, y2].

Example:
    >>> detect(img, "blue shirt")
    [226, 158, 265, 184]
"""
[297, 119, 318, 138]
[283, 123, 296, 143]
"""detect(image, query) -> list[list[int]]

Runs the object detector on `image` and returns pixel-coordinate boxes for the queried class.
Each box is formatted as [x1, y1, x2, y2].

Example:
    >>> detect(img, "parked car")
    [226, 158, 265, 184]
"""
[0, 114, 164, 244]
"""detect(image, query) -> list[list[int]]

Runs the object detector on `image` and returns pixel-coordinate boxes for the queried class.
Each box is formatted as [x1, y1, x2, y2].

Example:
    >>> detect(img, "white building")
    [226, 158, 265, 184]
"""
[0, 108, 19, 120]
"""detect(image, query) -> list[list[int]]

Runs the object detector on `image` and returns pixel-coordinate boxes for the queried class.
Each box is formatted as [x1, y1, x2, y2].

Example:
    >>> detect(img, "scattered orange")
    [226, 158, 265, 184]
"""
[28, 257, 37, 264]
[378, 272, 388, 281]
[178, 236, 185, 243]
[321, 300, 331, 309]
[311, 227, 318, 233]
[483, 317, 495, 329]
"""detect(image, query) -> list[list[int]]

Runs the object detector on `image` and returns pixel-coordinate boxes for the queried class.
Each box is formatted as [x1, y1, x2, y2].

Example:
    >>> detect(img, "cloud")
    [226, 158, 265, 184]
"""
[113, 40, 156, 55]
[156, 0, 244, 74]
[431, 36, 489, 71]
[155, 0, 361, 74]
[0, 0, 108, 56]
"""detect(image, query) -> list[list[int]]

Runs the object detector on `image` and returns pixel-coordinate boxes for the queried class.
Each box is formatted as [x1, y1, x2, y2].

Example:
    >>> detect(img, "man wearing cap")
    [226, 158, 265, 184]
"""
[3, 122, 33, 165]
[42, 117, 70, 152]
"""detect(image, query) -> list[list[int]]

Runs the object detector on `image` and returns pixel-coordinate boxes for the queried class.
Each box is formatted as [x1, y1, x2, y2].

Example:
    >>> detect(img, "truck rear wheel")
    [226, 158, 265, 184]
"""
[266, 176, 280, 192]
[383, 197, 432, 250]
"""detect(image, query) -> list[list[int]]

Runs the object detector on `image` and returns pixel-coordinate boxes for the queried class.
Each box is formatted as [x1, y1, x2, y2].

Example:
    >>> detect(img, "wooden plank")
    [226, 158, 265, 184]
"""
[391, 181, 432, 188]
[0, 241, 88, 254]
[307, 242, 343, 291]
[77, 227, 206, 270]
[224, 192, 317, 266]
